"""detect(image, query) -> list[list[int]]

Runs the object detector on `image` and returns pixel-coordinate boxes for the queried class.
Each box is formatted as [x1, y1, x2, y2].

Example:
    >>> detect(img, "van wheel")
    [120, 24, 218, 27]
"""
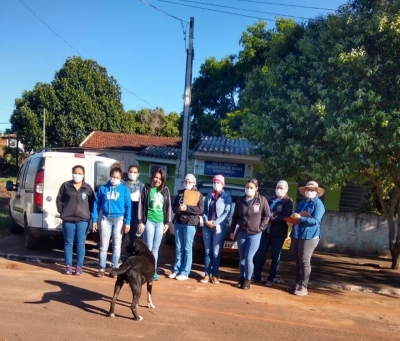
[9, 208, 23, 234]
[24, 219, 39, 250]
[165, 230, 175, 245]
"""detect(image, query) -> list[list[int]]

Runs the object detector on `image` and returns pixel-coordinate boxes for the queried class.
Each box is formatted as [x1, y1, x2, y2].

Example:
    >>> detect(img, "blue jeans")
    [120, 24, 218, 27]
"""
[173, 223, 196, 276]
[237, 230, 262, 280]
[62, 221, 89, 267]
[122, 212, 139, 246]
[98, 216, 124, 269]
[143, 220, 164, 272]
[202, 225, 226, 277]
[253, 236, 286, 282]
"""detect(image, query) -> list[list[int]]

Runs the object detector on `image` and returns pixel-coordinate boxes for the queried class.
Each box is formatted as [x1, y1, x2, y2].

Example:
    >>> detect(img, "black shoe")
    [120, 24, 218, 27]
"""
[242, 280, 250, 290]
[237, 277, 245, 288]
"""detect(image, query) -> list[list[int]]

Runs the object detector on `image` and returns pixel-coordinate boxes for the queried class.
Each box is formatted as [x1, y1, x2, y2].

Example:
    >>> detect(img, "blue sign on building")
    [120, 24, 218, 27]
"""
[204, 161, 246, 178]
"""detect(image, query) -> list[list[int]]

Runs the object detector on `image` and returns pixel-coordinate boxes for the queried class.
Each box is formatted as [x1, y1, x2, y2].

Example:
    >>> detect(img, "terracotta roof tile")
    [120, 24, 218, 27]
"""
[80, 131, 181, 151]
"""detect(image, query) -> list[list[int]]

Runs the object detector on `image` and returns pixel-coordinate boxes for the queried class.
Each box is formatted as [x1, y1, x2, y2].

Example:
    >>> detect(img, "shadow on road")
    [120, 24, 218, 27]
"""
[24, 280, 112, 316]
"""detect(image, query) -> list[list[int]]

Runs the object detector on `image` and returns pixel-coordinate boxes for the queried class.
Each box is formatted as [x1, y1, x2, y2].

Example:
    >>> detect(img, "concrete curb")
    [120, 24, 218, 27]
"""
[0, 252, 98, 267]
[1, 252, 399, 296]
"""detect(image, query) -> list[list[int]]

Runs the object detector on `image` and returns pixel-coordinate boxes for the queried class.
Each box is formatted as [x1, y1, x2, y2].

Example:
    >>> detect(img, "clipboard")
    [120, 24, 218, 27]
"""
[284, 211, 311, 224]
[183, 190, 200, 206]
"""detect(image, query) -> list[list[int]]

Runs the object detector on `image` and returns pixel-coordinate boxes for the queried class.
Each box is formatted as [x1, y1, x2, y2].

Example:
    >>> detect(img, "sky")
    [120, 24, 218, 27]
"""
[0, 0, 347, 132]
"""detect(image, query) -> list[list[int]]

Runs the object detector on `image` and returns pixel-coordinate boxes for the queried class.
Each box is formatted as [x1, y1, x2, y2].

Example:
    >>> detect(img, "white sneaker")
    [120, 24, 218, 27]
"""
[176, 274, 188, 281]
[169, 273, 177, 279]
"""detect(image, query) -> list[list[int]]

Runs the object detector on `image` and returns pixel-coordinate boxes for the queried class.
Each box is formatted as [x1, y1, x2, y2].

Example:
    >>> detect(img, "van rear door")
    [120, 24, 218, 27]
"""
[42, 154, 89, 230]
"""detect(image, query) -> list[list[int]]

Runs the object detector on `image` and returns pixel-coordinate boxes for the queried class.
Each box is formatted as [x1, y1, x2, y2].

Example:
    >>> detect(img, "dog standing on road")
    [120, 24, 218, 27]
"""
[108, 239, 156, 321]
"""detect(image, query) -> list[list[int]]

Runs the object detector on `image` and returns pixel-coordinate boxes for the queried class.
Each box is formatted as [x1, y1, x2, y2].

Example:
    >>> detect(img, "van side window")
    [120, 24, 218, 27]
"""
[16, 161, 29, 190]
[25, 158, 41, 191]
[94, 161, 110, 192]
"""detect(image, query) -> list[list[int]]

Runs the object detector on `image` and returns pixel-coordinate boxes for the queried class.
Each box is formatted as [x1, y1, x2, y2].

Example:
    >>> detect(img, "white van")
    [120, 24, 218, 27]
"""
[6, 150, 117, 249]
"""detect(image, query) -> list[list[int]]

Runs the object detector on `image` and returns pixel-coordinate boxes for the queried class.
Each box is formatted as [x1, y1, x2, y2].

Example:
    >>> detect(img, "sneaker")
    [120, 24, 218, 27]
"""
[237, 277, 245, 288]
[169, 272, 177, 279]
[200, 276, 210, 283]
[75, 266, 83, 276]
[210, 277, 220, 284]
[294, 285, 308, 296]
[287, 283, 301, 293]
[96, 268, 105, 277]
[64, 265, 72, 275]
[265, 280, 274, 287]
[242, 279, 251, 290]
[176, 274, 189, 281]
[152, 273, 159, 281]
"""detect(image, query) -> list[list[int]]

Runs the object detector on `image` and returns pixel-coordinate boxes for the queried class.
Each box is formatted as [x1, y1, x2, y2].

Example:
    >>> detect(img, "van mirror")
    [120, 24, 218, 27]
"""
[5, 180, 15, 191]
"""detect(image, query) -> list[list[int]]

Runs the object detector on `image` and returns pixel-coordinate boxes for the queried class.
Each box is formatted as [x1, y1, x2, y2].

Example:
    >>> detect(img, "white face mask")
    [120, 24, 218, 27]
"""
[213, 183, 223, 192]
[245, 188, 256, 197]
[305, 190, 317, 199]
[110, 178, 121, 186]
[275, 189, 286, 198]
[128, 172, 138, 181]
[184, 183, 194, 190]
[72, 174, 83, 183]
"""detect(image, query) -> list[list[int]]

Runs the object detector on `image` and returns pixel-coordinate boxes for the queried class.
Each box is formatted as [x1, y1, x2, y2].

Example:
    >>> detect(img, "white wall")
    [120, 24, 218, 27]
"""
[84, 149, 136, 169]
[319, 211, 392, 257]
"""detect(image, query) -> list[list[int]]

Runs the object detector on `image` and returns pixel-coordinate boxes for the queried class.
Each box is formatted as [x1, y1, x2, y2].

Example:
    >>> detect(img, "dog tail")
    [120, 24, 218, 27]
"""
[110, 264, 132, 276]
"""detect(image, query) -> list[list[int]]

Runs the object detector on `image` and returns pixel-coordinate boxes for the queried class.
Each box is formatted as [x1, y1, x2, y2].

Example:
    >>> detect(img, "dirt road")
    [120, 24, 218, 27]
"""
[0, 258, 399, 341]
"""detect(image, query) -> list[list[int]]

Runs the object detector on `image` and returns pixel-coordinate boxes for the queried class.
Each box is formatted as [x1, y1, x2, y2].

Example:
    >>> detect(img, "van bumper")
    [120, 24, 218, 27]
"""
[29, 227, 64, 239]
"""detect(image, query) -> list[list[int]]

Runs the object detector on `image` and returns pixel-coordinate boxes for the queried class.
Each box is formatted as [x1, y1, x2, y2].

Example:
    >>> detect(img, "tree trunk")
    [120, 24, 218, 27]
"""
[390, 248, 400, 270]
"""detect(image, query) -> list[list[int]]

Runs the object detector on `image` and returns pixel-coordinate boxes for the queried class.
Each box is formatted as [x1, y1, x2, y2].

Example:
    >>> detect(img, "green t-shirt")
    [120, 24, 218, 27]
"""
[147, 187, 164, 223]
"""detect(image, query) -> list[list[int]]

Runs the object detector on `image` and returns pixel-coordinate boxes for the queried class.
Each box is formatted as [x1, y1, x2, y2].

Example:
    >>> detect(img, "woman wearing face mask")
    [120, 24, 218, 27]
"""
[200, 174, 232, 284]
[170, 174, 204, 281]
[137, 168, 172, 281]
[288, 181, 325, 296]
[56, 165, 95, 275]
[122, 165, 144, 249]
[92, 162, 132, 278]
[230, 178, 270, 290]
[253, 180, 293, 286]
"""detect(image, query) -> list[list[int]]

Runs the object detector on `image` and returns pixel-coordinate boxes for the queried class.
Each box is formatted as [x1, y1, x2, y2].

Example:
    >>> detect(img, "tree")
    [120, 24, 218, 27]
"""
[190, 19, 302, 145]
[242, 0, 400, 269]
[10, 57, 125, 150]
[119, 108, 180, 137]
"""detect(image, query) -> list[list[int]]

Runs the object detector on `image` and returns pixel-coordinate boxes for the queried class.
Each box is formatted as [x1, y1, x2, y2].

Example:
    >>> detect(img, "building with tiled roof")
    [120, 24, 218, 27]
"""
[80, 131, 180, 151]
[79, 131, 181, 170]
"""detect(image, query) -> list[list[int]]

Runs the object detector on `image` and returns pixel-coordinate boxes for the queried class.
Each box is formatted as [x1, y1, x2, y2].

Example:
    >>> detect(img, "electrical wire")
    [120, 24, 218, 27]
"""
[17, 0, 157, 109]
[139, 0, 189, 23]
[18, 0, 82, 57]
[157, 0, 276, 21]
[171, 0, 309, 19]
[235, 0, 336, 11]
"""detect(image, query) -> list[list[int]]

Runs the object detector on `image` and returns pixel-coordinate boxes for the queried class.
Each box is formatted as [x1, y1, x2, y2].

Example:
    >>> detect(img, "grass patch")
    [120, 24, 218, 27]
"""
[0, 177, 16, 184]
[0, 207, 10, 239]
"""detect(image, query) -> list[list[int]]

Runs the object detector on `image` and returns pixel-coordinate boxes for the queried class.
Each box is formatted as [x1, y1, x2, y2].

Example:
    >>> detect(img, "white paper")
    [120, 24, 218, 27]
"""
[131, 191, 140, 202]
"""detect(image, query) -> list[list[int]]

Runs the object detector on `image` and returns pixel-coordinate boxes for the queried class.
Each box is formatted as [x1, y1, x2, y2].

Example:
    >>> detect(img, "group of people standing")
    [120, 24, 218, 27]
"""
[56, 162, 326, 297]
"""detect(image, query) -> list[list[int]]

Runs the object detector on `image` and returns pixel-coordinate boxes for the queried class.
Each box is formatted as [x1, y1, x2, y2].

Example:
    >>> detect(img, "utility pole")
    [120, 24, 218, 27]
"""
[178, 17, 194, 186]
[43, 108, 46, 149]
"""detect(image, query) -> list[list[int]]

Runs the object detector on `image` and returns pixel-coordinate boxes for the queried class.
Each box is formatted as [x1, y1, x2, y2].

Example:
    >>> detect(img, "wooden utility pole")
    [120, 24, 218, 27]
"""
[178, 17, 194, 184]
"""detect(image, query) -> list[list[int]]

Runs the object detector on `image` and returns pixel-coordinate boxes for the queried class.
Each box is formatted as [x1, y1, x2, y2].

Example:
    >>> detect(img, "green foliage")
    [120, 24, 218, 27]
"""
[241, 0, 400, 267]
[118, 109, 180, 137]
[11, 57, 125, 151]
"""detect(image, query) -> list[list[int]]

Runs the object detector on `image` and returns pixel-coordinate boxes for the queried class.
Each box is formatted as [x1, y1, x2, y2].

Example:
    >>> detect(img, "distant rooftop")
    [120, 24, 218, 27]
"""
[79, 131, 181, 151]
[193, 136, 255, 156]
